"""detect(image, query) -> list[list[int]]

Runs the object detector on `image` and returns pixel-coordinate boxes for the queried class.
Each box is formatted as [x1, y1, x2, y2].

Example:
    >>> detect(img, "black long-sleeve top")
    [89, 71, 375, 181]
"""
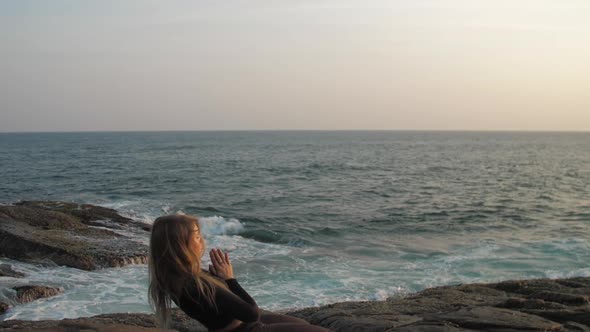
[173, 275, 260, 331]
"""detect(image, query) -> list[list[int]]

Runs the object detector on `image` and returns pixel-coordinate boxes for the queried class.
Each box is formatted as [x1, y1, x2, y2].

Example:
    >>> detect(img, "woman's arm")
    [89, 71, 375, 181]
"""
[209, 248, 259, 321]
[225, 278, 257, 306]
[179, 277, 260, 326]
[214, 280, 260, 322]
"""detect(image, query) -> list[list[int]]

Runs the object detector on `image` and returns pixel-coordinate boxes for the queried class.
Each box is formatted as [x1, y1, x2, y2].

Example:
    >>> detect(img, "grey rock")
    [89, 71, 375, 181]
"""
[0, 302, 9, 315]
[528, 291, 590, 306]
[13, 285, 63, 304]
[0, 264, 25, 278]
[563, 322, 590, 332]
[430, 306, 562, 330]
[0, 201, 149, 270]
[287, 277, 590, 331]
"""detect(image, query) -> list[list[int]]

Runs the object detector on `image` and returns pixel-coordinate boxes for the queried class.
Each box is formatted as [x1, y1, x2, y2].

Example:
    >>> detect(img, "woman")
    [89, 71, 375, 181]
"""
[148, 214, 332, 332]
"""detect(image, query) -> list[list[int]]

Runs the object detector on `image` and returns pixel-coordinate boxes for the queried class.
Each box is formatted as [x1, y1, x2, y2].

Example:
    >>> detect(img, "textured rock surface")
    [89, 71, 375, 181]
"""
[13, 285, 63, 304]
[0, 201, 149, 270]
[286, 277, 590, 331]
[1, 308, 221, 331]
[1, 277, 589, 331]
[0, 302, 9, 315]
[0, 264, 24, 278]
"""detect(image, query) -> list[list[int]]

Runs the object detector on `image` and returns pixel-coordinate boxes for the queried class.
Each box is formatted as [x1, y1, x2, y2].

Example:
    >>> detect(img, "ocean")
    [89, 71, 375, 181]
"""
[1, 131, 589, 320]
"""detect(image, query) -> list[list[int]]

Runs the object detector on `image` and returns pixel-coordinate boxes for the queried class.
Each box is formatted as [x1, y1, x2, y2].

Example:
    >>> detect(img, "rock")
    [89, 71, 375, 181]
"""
[0, 320, 162, 332]
[14, 285, 63, 303]
[496, 297, 567, 310]
[521, 308, 590, 326]
[0, 263, 25, 278]
[563, 321, 590, 332]
[0, 309, 286, 331]
[0, 302, 9, 315]
[430, 306, 562, 331]
[489, 278, 575, 296]
[0, 201, 150, 270]
[529, 291, 590, 306]
[0, 309, 207, 331]
[287, 276, 590, 331]
[1, 273, 589, 331]
[286, 301, 422, 331]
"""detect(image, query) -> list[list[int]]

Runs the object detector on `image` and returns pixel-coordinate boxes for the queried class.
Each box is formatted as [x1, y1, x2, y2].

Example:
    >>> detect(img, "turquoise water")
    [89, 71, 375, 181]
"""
[1, 131, 589, 320]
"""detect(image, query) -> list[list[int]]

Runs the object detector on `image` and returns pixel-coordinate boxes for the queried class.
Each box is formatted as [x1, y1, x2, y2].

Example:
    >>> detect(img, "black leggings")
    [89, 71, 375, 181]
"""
[234, 313, 332, 332]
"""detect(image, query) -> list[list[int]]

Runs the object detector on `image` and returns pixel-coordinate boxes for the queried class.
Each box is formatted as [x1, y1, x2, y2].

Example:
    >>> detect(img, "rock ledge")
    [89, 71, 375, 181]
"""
[0, 201, 149, 270]
[1, 277, 589, 331]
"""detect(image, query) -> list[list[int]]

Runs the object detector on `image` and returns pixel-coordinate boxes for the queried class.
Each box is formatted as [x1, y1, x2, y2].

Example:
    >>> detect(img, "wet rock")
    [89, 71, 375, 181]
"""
[287, 276, 590, 331]
[496, 297, 567, 310]
[521, 308, 590, 326]
[286, 301, 421, 331]
[392, 322, 477, 332]
[490, 278, 566, 296]
[0, 302, 9, 315]
[430, 306, 562, 331]
[0, 201, 149, 270]
[563, 322, 590, 332]
[14, 285, 63, 303]
[0, 309, 208, 331]
[529, 291, 590, 306]
[0, 263, 25, 278]
[0, 321, 163, 332]
[1, 275, 590, 331]
[556, 279, 590, 289]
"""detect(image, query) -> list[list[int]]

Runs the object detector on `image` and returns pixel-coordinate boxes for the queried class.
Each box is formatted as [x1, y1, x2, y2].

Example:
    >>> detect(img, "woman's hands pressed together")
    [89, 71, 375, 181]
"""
[208, 248, 234, 280]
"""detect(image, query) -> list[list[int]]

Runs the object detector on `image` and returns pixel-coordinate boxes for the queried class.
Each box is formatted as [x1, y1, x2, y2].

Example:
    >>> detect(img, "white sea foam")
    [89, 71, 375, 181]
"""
[198, 216, 245, 236]
[544, 268, 590, 279]
[0, 259, 149, 321]
[370, 289, 390, 301]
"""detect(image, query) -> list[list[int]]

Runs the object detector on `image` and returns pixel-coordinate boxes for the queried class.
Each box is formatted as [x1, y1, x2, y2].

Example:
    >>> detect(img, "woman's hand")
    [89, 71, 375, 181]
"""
[208, 248, 234, 280]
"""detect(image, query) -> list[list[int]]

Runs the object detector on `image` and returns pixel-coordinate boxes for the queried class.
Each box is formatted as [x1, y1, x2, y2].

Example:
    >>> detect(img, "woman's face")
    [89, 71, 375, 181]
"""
[190, 223, 206, 258]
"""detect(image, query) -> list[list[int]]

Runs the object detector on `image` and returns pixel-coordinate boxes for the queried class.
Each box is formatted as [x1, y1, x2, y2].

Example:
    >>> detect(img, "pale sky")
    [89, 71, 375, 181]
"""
[1, 0, 589, 132]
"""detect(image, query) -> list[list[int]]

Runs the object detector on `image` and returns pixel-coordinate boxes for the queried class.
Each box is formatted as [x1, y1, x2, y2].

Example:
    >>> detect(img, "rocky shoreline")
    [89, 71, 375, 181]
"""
[0, 201, 150, 271]
[1, 201, 589, 331]
[1, 277, 589, 331]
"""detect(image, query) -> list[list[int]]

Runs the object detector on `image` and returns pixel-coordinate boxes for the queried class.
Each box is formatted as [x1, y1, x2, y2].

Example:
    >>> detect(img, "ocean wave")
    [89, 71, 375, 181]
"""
[198, 216, 245, 236]
[239, 229, 310, 247]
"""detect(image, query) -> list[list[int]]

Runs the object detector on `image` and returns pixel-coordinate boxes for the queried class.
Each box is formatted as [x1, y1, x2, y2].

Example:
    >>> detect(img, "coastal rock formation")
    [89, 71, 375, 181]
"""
[0, 285, 63, 316]
[287, 277, 590, 331]
[0, 302, 9, 315]
[1, 277, 589, 331]
[0, 309, 211, 331]
[0, 201, 150, 270]
[0, 264, 24, 278]
[14, 285, 63, 304]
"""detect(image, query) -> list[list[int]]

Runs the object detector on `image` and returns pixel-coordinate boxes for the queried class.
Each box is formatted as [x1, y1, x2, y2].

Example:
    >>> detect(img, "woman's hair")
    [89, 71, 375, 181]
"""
[148, 214, 227, 328]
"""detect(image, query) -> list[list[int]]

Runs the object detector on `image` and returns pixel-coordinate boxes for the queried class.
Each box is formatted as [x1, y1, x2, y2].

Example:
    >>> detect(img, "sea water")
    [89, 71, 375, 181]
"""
[0, 131, 589, 320]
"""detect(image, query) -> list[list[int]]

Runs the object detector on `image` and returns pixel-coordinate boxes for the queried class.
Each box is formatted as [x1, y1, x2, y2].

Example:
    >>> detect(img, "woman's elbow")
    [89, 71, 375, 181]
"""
[246, 307, 261, 322]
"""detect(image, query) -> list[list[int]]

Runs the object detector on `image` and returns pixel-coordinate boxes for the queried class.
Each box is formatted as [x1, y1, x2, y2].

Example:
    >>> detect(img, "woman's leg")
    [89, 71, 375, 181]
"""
[260, 313, 310, 325]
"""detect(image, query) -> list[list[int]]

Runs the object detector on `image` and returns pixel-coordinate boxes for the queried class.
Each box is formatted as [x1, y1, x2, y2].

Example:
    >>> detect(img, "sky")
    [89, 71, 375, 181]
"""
[1, 0, 589, 132]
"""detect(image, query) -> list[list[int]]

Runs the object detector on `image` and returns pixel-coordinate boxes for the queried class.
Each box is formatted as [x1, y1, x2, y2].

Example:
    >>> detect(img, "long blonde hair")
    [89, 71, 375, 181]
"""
[148, 214, 228, 328]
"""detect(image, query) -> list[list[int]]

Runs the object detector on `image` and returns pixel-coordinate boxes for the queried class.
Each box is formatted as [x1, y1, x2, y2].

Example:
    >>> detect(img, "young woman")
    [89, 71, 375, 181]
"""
[148, 214, 332, 332]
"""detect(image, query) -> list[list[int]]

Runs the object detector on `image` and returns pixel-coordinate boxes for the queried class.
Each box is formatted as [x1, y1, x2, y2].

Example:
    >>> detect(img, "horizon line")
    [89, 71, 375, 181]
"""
[1, 129, 589, 134]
